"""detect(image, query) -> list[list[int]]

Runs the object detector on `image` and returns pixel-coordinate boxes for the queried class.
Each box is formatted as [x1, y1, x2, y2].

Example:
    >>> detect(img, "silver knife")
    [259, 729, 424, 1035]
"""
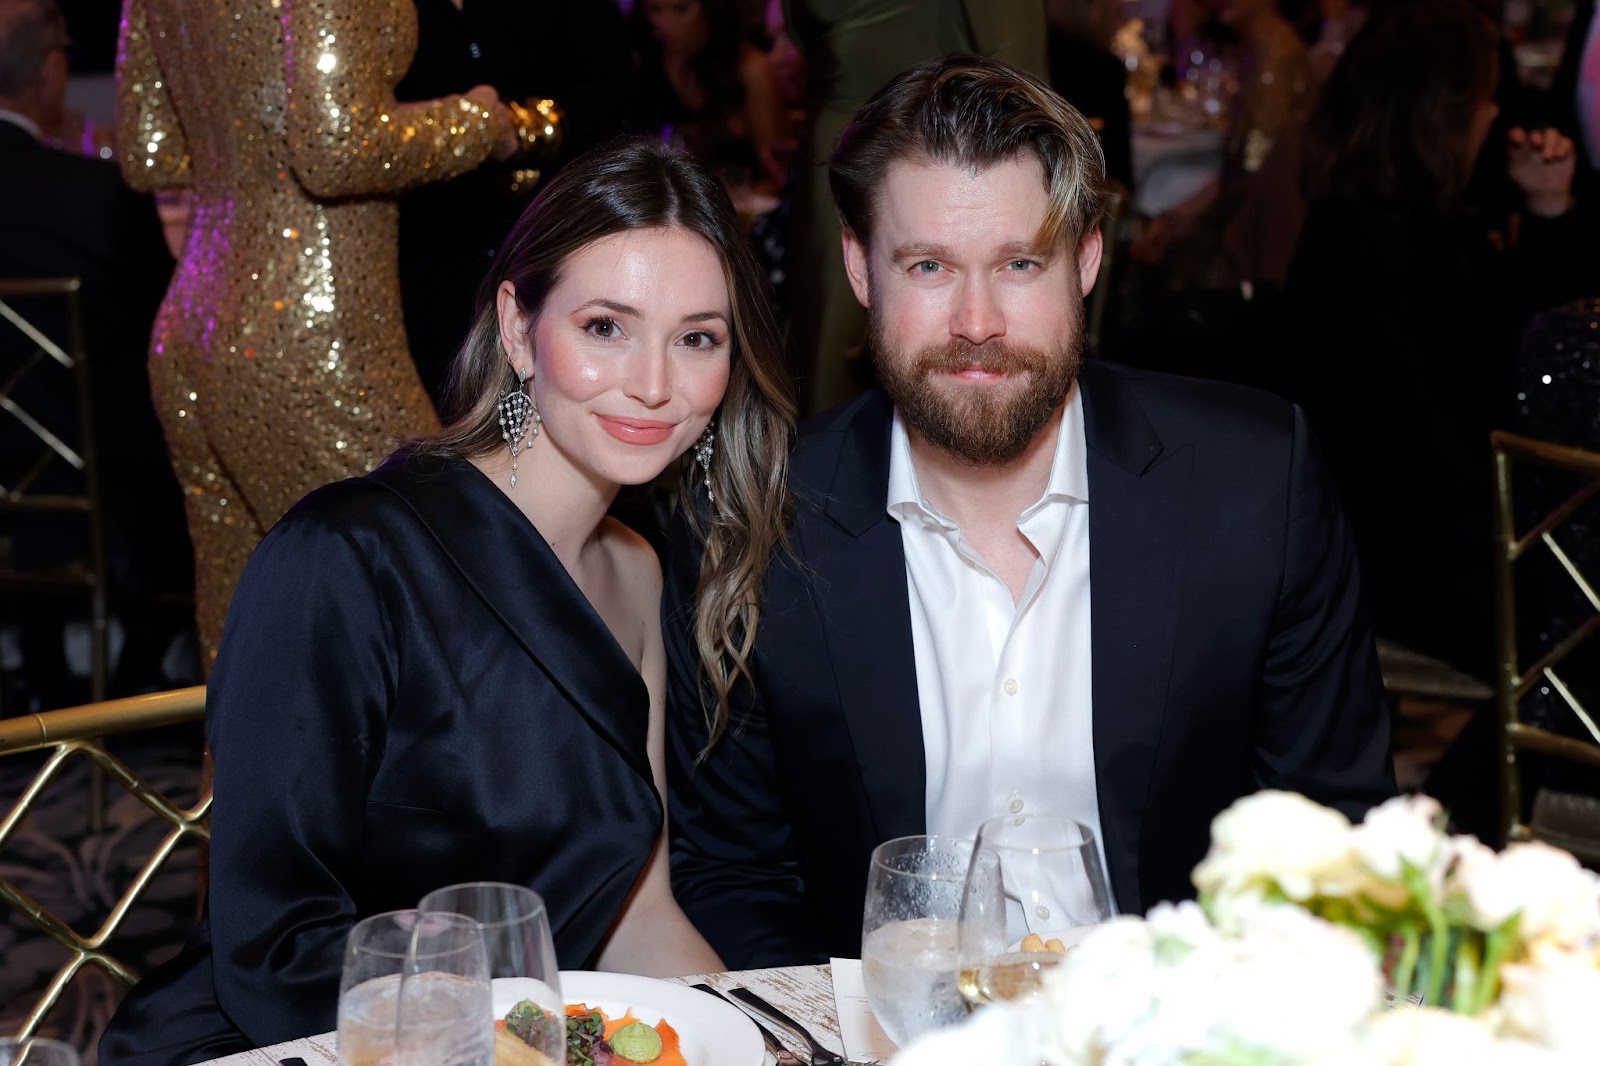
[727, 986, 846, 1066]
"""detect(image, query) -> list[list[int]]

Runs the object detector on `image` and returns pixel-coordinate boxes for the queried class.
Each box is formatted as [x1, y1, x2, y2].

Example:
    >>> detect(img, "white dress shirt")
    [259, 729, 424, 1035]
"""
[887, 386, 1106, 928]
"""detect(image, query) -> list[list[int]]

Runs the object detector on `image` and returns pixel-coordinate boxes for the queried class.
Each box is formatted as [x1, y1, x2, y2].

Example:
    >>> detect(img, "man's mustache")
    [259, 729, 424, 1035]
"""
[911, 341, 1047, 376]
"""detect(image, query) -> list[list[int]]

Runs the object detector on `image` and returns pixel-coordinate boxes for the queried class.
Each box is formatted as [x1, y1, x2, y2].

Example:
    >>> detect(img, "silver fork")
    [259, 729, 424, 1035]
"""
[727, 986, 847, 1066]
[692, 983, 807, 1066]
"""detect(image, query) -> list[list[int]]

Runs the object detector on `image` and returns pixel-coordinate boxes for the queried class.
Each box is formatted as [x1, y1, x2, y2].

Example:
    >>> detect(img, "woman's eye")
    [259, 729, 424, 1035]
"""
[682, 330, 723, 349]
[583, 316, 620, 338]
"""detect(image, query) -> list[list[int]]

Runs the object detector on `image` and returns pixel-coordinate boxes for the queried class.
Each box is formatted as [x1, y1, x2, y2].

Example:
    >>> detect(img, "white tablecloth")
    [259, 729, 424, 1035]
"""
[1131, 122, 1224, 217]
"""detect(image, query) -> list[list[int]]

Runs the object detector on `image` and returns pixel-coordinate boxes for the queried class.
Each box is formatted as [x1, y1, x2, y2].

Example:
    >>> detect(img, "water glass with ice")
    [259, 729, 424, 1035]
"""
[860, 834, 974, 1049]
[336, 909, 493, 1066]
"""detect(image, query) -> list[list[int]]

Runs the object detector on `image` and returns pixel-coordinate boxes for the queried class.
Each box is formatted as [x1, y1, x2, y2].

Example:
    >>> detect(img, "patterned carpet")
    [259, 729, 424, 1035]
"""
[0, 725, 205, 1064]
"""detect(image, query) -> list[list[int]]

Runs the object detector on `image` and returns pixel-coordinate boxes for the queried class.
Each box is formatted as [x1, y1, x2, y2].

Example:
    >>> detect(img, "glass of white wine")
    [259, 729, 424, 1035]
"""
[336, 909, 494, 1066]
[957, 814, 1114, 1008]
[860, 835, 974, 1049]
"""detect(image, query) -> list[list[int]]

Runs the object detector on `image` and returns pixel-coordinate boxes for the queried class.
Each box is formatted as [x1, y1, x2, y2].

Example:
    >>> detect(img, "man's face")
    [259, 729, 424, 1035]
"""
[842, 155, 1101, 466]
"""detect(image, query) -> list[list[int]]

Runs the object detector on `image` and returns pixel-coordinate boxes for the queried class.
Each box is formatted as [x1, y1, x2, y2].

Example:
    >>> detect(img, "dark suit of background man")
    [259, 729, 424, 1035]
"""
[664, 54, 1397, 969]
[0, 0, 190, 702]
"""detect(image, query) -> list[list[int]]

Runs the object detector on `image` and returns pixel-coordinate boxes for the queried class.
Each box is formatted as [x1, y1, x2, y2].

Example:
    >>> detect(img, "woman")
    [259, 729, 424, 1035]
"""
[1283, 0, 1583, 675]
[117, 0, 522, 664]
[100, 140, 797, 1065]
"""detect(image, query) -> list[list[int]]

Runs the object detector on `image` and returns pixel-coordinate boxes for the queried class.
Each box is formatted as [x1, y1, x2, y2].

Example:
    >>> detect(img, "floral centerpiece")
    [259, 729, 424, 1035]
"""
[893, 793, 1600, 1064]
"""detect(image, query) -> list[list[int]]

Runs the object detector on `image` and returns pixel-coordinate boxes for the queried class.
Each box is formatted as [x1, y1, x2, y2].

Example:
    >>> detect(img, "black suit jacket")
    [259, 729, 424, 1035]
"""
[665, 361, 1396, 968]
[0, 118, 186, 591]
[102, 450, 661, 1066]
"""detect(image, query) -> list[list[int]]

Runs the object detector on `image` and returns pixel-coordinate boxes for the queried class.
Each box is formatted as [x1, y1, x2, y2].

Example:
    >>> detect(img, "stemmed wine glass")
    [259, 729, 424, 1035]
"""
[859, 835, 974, 1049]
[336, 909, 494, 1066]
[957, 814, 1114, 1008]
[417, 882, 564, 1064]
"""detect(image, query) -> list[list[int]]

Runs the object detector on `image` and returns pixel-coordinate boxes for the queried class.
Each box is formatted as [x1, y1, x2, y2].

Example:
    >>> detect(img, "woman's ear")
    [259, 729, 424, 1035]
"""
[496, 281, 534, 375]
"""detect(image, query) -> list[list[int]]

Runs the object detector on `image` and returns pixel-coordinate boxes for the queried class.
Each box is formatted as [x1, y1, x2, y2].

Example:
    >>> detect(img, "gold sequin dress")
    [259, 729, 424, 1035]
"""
[117, 0, 498, 661]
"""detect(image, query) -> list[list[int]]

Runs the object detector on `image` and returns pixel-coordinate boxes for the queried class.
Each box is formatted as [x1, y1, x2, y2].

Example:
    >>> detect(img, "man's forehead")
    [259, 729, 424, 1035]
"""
[872, 155, 1056, 254]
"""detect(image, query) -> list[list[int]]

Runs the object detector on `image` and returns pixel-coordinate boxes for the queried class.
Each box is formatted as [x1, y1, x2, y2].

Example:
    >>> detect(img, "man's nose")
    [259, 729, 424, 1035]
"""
[950, 276, 1006, 347]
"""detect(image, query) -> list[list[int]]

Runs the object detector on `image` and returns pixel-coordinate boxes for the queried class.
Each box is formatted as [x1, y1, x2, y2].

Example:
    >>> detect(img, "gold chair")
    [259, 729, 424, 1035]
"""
[1492, 431, 1600, 862]
[0, 685, 209, 1040]
[0, 277, 109, 709]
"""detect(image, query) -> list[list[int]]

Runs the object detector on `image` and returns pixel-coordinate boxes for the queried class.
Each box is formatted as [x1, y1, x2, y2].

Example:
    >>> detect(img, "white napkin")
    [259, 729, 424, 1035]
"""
[830, 957, 901, 1063]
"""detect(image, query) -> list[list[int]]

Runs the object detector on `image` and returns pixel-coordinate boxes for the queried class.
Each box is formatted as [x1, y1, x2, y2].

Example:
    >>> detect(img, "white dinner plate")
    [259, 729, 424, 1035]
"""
[521, 971, 764, 1066]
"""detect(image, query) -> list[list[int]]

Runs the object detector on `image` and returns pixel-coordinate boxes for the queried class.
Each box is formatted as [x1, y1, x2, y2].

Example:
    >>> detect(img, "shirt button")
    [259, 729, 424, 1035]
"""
[1036, 905, 1051, 921]
[1008, 797, 1024, 814]
[1003, 678, 1019, 696]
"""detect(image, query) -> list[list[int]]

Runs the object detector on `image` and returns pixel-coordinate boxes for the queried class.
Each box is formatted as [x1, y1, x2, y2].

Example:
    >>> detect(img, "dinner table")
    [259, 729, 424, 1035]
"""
[194, 963, 878, 1066]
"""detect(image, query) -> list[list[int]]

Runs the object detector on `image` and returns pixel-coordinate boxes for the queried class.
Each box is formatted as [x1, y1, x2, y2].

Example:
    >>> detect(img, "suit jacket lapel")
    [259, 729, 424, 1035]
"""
[1080, 362, 1188, 916]
[366, 449, 655, 789]
[803, 393, 927, 842]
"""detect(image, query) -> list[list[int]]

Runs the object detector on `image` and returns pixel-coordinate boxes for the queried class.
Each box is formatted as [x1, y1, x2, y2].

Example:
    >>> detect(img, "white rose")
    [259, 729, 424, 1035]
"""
[1497, 941, 1600, 1055]
[1451, 836, 1522, 931]
[1353, 794, 1447, 885]
[1193, 791, 1359, 922]
[1362, 1007, 1562, 1066]
[1494, 843, 1600, 948]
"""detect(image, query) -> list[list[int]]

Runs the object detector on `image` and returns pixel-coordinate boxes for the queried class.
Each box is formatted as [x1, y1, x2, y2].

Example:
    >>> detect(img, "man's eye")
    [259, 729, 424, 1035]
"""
[912, 261, 942, 274]
[1007, 259, 1039, 271]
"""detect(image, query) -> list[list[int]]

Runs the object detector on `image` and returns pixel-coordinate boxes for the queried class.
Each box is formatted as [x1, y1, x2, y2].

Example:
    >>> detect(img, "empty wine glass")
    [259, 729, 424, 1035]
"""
[417, 882, 563, 1063]
[336, 909, 493, 1066]
[957, 814, 1114, 1008]
[860, 835, 973, 1049]
[0, 1038, 78, 1066]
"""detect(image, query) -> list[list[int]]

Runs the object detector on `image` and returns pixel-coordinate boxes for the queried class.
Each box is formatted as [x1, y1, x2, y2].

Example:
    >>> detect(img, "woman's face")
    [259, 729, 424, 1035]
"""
[644, 0, 707, 54]
[498, 226, 733, 490]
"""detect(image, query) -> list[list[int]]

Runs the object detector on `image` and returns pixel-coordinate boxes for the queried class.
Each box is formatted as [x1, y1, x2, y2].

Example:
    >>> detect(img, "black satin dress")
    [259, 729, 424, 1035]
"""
[100, 448, 661, 1066]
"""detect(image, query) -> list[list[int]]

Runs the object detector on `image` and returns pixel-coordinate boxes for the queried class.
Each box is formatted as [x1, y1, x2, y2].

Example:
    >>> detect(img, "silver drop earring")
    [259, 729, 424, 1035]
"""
[695, 422, 715, 503]
[497, 366, 541, 488]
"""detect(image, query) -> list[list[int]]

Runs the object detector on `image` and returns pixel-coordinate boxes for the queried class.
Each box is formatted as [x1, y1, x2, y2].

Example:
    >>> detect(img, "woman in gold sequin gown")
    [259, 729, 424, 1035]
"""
[117, 0, 513, 661]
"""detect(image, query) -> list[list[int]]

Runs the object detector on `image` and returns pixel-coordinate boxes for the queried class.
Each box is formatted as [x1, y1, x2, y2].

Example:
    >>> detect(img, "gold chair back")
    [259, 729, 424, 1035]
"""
[1492, 431, 1600, 861]
[0, 277, 109, 707]
[0, 686, 209, 1040]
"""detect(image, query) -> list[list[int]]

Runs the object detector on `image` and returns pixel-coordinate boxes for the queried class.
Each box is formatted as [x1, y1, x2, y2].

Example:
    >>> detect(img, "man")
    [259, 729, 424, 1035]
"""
[664, 54, 1396, 968]
[0, 0, 189, 698]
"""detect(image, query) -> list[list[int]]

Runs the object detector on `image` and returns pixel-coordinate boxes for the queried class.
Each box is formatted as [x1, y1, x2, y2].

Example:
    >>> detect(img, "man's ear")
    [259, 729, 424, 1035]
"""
[841, 226, 872, 309]
[1077, 225, 1104, 296]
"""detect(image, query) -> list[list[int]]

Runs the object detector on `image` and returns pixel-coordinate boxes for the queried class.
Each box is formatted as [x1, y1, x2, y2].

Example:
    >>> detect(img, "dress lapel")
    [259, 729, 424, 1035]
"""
[802, 394, 927, 842]
[1080, 362, 1188, 916]
[366, 449, 654, 789]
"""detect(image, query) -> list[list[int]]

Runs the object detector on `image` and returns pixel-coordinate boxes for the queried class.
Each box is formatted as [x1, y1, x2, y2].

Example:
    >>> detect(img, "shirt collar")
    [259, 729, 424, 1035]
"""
[886, 382, 1090, 524]
[0, 109, 42, 141]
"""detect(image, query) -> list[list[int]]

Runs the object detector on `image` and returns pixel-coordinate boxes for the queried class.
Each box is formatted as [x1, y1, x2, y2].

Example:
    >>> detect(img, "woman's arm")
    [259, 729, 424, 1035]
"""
[283, 0, 511, 199]
[206, 504, 397, 1043]
[116, 0, 190, 191]
[594, 540, 726, 978]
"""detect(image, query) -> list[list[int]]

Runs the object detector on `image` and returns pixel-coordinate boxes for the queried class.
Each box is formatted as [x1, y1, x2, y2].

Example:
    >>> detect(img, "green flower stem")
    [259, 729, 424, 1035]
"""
[1474, 919, 1518, 1014]
[1393, 926, 1421, 1002]
[1404, 866, 1452, 1007]
[1454, 934, 1481, 1014]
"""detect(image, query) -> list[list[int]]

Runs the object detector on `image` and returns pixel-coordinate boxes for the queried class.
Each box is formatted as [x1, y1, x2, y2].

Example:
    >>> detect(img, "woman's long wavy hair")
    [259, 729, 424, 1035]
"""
[423, 139, 795, 751]
[1301, 0, 1499, 211]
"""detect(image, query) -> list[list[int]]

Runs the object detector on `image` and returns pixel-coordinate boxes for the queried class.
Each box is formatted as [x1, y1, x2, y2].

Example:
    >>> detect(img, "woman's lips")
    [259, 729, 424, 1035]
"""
[596, 415, 676, 445]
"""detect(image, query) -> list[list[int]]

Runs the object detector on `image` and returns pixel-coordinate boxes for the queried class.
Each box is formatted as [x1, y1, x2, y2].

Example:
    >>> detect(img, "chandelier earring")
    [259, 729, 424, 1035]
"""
[694, 421, 716, 503]
[497, 365, 541, 488]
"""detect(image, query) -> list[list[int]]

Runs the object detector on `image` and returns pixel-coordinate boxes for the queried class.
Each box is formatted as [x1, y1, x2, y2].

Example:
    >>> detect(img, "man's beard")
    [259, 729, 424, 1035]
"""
[870, 301, 1084, 467]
